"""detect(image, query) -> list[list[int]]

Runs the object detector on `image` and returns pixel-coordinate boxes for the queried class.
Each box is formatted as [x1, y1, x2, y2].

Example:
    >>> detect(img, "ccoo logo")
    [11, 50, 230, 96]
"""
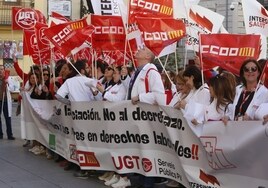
[15, 8, 38, 30]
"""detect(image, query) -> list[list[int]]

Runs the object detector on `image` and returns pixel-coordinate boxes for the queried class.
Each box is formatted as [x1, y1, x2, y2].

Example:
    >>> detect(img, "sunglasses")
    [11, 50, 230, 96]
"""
[43, 73, 49, 76]
[243, 66, 258, 73]
[106, 67, 114, 71]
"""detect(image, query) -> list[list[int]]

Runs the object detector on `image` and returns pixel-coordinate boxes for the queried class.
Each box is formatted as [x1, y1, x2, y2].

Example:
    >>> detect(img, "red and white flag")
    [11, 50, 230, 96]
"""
[136, 17, 186, 56]
[44, 17, 94, 57]
[129, 0, 173, 24]
[23, 30, 50, 65]
[34, 22, 51, 64]
[242, 0, 268, 36]
[185, 5, 224, 51]
[91, 15, 126, 52]
[12, 7, 46, 30]
[200, 34, 261, 75]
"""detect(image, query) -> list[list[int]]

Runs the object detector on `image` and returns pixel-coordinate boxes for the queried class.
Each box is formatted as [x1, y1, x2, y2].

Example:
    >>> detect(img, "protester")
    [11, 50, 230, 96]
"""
[125, 46, 165, 106]
[179, 65, 210, 125]
[55, 60, 95, 178]
[122, 46, 165, 188]
[96, 66, 126, 102]
[161, 71, 176, 105]
[232, 59, 268, 121]
[169, 71, 191, 109]
[205, 74, 235, 125]
[0, 65, 16, 140]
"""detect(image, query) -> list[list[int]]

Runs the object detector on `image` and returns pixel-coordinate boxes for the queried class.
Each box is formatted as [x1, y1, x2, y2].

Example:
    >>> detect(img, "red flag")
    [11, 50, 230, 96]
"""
[44, 17, 94, 57]
[23, 30, 50, 65]
[129, 0, 173, 24]
[136, 17, 186, 56]
[34, 22, 51, 64]
[12, 7, 46, 30]
[91, 15, 126, 52]
[200, 34, 261, 75]
[51, 11, 70, 22]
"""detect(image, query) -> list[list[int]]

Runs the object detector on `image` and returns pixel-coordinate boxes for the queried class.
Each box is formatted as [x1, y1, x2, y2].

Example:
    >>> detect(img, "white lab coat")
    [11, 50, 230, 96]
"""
[232, 84, 268, 120]
[4, 77, 16, 117]
[183, 84, 211, 123]
[205, 99, 233, 121]
[103, 83, 127, 102]
[129, 63, 165, 105]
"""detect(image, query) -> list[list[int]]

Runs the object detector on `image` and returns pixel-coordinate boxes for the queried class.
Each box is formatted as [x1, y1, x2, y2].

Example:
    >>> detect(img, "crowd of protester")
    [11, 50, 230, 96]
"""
[9, 46, 268, 188]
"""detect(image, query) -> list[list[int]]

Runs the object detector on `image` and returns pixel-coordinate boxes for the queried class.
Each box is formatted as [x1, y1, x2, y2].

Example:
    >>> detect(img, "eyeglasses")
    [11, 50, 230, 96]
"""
[243, 66, 258, 73]
[43, 73, 49, 76]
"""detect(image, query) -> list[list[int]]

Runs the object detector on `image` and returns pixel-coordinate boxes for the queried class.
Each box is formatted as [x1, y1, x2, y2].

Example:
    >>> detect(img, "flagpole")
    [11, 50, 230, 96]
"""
[199, 33, 205, 86]
[184, 43, 188, 70]
[157, 57, 173, 85]
[163, 54, 169, 69]
[175, 44, 178, 74]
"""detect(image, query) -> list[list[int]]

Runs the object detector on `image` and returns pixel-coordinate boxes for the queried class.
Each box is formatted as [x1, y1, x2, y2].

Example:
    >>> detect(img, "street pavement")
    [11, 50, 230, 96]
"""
[0, 103, 108, 188]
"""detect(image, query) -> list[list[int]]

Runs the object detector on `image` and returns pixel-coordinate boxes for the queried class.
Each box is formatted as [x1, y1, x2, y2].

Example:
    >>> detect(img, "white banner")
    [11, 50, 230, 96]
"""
[21, 92, 268, 188]
[91, 0, 122, 16]
[242, 0, 268, 36]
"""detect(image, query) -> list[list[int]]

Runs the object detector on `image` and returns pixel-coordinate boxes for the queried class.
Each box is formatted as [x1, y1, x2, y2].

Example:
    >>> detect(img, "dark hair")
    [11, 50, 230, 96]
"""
[55, 59, 67, 77]
[96, 60, 108, 74]
[183, 65, 202, 89]
[209, 75, 234, 112]
[239, 59, 261, 86]
[74, 60, 86, 74]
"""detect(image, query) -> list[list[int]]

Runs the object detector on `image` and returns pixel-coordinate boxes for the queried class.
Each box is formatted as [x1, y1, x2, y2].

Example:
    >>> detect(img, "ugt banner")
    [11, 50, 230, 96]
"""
[200, 34, 261, 75]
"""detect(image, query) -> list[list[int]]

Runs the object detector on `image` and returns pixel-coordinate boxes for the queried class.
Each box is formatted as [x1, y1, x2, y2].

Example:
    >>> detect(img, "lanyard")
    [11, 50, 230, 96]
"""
[238, 90, 253, 115]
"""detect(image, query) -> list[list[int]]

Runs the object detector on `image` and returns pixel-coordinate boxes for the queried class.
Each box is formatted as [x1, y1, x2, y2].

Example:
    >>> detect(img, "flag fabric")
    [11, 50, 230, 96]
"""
[184, 5, 224, 51]
[91, 15, 126, 52]
[34, 22, 51, 64]
[200, 34, 261, 76]
[12, 7, 46, 30]
[129, 0, 173, 24]
[90, 0, 122, 16]
[44, 17, 94, 57]
[51, 11, 70, 22]
[23, 29, 51, 65]
[136, 17, 186, 56]
[242, 0, 268, 36]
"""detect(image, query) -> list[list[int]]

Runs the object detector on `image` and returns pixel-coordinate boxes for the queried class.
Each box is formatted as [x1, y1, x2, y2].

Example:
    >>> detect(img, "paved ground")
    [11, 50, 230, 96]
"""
[0, 103, 107, 188]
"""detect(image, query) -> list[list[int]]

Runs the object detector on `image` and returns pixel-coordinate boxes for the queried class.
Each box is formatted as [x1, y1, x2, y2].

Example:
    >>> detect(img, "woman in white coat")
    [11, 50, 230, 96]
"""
[232, 59, 268, 121]
[96, 66, 127, 102]
[178, 65, 211, 124]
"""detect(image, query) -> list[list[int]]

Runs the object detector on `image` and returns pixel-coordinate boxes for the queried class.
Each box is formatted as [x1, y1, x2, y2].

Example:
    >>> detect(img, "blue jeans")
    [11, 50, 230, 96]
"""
[0, 100, 13, 138]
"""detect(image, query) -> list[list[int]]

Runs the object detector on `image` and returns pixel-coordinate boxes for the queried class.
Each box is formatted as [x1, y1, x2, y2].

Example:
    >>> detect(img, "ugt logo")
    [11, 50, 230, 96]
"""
[15, 8, 38, 30]
[112, 155, 153, 172]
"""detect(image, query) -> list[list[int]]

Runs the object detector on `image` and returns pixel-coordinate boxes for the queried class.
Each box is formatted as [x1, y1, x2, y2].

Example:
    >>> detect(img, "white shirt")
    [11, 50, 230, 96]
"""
[57, 75, 94, 102]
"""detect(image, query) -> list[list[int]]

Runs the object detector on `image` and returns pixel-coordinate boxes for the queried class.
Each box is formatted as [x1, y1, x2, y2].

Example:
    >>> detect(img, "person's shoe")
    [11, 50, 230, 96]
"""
[166, 180, 180, 187]
[8, 136, 15, 140]
[73, 171, 88, 179]
[34, 146, 46, 155]
[104, 174, 120, 186]
[23, 140, 31, 147]
[103, 172, 115, 182]
[111, 176, 131, 188]
[99, 171, 113, 180]
[29, 145, 39, 152]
